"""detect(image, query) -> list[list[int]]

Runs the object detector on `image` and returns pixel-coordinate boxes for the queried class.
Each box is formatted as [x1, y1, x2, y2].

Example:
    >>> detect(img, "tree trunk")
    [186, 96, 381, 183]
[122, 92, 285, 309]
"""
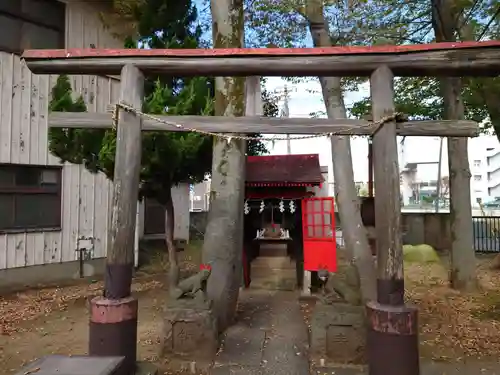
[164, 187, 179, 291]
[304, 0, 377, 302]
[453, 9, 500, 269]
[432, 0, 477, 290]
[202, 0, 246, 332]
[454, 15, 500, 143]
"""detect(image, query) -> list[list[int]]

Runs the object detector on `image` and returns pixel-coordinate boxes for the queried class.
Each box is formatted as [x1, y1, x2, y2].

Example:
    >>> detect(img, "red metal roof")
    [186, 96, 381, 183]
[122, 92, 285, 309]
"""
[246, 154, 322, 186]
[22, 40, 500, 59]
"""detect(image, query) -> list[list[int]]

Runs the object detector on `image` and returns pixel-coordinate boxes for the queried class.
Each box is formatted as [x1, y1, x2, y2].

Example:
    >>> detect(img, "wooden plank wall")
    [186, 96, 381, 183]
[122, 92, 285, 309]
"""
[0, 1, 121, 269]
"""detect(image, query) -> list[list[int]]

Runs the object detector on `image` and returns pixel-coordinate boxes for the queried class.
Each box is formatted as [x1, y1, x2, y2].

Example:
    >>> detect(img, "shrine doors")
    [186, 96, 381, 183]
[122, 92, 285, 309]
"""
[301, 197, 337, 272]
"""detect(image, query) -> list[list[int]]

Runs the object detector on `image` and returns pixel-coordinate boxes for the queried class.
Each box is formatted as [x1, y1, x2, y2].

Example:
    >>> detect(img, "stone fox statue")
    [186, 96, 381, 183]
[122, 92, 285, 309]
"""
[170, 268, 211, 304]
[319, 261, 362, 306]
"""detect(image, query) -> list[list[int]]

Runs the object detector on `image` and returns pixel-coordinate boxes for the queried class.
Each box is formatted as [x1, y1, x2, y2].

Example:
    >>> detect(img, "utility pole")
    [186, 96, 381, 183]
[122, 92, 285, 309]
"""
[435, 137, 444, 212]
[273, 84, 297, 155]
[281, 85, 292, 154]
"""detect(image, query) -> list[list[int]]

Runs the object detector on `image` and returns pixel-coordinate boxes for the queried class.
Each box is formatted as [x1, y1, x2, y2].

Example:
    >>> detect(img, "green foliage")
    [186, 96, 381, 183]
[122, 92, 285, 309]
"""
[350, 76, 490, 132]
[48, 0, 278, 204]
[48, 76, 106, 172]
[345, 1, 500, 137]
[403, 244, 440, 263]
[244, 0, 500, 140]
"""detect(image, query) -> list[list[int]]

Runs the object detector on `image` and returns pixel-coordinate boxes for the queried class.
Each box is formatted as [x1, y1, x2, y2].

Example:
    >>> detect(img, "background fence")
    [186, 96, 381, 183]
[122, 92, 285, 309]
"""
[472, 216, 500, 253]
[189, 212, 500, 253]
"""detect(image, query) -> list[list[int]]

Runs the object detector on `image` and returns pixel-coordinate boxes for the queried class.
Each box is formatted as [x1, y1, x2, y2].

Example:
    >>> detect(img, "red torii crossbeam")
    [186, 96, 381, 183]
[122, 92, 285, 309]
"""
[22, 40, 500, 77]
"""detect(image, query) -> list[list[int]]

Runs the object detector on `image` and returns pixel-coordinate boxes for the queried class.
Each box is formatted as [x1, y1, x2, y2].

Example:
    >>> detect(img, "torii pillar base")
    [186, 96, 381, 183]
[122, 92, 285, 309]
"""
[89, 296, 138, 375]
[366, 295, 419, 375]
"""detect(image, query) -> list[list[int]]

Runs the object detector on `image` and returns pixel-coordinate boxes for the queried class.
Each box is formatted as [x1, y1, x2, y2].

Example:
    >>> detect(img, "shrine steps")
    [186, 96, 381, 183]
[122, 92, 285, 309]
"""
[250, 256, 297, 291]
[251, 256, 295, 269]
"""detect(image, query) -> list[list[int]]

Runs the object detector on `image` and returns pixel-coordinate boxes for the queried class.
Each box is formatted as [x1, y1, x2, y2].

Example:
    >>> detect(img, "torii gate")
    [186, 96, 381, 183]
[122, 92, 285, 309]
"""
[22, 41, 500, 375]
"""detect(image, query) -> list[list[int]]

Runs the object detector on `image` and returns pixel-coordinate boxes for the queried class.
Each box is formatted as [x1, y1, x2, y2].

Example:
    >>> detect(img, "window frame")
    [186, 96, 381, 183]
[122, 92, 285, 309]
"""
[0, 163, 63, 233]
[0, 0, 65, 55]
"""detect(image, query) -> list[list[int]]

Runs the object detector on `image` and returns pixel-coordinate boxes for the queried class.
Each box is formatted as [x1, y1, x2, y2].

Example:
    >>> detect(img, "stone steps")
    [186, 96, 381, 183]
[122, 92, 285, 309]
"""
[258, 244, 289, 257]
[250, 256, 297, 291]
[249, 273, 297, 291]
[251, 256, 296, 269]
[251, 266, 297, 278]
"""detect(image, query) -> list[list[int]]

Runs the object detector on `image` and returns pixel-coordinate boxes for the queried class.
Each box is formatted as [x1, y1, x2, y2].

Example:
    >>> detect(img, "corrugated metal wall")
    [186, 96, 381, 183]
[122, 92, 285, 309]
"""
[142, 184, 191, 242]
[172, 184, 190, 241]
[0, 1, 121, 269]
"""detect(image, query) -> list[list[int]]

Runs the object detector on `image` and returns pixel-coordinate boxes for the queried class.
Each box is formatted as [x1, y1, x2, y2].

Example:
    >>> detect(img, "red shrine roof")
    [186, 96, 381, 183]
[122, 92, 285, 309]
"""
[246, 154, 322, 187]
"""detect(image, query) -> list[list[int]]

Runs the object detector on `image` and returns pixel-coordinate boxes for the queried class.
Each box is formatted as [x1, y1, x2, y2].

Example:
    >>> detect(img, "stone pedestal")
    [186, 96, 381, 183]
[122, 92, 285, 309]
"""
[161, 300, 218, 371]
[309, 303, 366, 364]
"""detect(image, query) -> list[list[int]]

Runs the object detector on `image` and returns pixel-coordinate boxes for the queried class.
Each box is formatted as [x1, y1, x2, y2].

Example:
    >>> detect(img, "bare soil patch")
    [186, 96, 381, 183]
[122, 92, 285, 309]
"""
[299, 253, 500, 362]
[0, 240, 202, 374]
[408, 253, 500, 361]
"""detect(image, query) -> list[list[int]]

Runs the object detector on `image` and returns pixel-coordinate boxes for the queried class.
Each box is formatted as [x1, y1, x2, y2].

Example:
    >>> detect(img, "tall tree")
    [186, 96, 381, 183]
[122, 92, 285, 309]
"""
[347, 0, 500, 137]
[49, 0, 277, 292]
[202, 0, 247, 332]
[431, 0, 477, 290]
[247, 0, 377, 301]
[303, 0, 377, 301]
[349, 0, 481, 289]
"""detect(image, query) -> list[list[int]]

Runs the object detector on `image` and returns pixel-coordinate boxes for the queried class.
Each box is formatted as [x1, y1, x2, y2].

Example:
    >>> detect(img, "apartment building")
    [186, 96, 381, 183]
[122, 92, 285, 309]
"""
[470, 148, 500, 203]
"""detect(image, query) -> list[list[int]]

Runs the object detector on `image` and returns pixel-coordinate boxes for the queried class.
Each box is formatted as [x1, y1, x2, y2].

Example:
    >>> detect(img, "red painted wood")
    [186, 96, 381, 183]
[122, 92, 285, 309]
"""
[22, 40, 500, 59]
[303, 242, 337, 272]
[246, 154, 322, 186]
[302, 197, 337, 272]
[245, 190, 314, 199]
[246, 183, 316, 187]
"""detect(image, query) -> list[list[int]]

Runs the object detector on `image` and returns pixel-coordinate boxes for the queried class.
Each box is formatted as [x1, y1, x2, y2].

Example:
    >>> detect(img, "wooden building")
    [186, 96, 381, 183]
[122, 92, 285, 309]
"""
[0, 1, 190, 290]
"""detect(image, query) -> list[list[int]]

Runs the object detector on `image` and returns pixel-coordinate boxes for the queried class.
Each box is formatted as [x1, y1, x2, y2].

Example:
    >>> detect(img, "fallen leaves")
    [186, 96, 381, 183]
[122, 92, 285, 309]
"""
[299, 301, 315, 332]
[0, 242, 203, 338]
[0, 277, 163, 336]
[298, 255, 500, 361]
[406, 255, 500, 360]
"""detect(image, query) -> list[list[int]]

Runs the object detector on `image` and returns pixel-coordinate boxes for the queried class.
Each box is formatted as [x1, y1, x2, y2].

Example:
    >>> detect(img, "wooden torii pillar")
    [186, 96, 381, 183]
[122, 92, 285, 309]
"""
[367, 66, 418, 374]
[21, 41, 498, 375]
[91, 65, 144, 375]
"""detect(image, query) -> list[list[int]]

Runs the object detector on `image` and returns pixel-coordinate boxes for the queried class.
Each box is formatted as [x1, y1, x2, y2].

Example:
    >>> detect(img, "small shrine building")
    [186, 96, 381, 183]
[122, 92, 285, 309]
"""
[243, 154, 337, 293]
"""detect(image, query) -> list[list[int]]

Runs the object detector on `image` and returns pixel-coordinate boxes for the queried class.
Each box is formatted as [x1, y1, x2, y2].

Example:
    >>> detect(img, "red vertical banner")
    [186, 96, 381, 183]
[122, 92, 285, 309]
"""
[302, 197, 337, 272]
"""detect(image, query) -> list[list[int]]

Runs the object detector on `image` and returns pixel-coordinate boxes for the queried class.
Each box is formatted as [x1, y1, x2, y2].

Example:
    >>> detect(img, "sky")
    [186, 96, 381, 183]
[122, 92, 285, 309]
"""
[263, 78, 371, 183]
[264, 77, 500, 184]
[193, 0, 500, 184]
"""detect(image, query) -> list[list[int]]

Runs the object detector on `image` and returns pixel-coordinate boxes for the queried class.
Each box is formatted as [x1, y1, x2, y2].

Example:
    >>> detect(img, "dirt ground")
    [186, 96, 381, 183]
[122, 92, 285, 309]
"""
[407, 253, 500, 361]
[301, 253, 500, 363]
[0, 240, 201, 374]
[0, 275, 167, 374]
[2, 246, 500, 373]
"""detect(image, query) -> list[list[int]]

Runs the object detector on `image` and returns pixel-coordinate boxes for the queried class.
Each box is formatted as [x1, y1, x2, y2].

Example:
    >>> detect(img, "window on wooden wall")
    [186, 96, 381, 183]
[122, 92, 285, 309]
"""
[0, 164, 62, 232]
[0, 0, 65, 54]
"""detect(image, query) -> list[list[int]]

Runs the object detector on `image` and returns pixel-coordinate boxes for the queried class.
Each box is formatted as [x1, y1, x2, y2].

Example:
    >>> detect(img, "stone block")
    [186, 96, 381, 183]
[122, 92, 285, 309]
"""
[251, 256, 296, 269]
[258, 244, 288, 257]
[309, 303, 366, 364]
[161, 300, 218, 368]
[249, 269, 297, 291]
[14, 355, 124, 375]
